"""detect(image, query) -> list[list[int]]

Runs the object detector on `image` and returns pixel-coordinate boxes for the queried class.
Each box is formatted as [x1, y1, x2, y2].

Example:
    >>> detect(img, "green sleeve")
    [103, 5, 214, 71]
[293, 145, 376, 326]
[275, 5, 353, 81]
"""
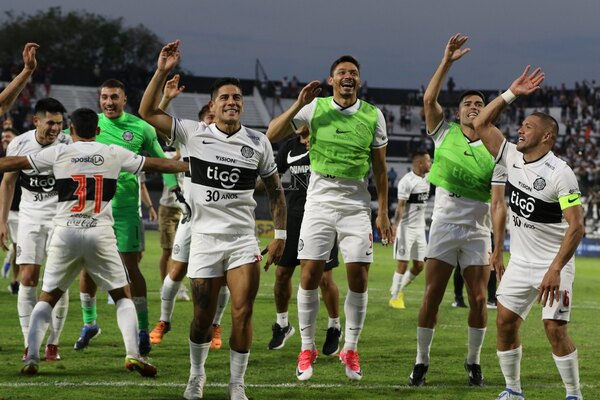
[142, 123, 179, 189]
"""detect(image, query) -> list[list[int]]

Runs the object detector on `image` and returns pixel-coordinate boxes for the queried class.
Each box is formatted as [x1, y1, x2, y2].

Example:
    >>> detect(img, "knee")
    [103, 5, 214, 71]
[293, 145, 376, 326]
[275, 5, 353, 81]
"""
[231, 302, 253, 321]
[467, 291, 488, 310]
[543, 320, 568, 343]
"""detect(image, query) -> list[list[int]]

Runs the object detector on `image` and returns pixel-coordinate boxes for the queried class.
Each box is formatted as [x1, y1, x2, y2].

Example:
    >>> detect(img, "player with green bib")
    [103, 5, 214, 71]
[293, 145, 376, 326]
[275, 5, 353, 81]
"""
[74, 79, 179, 356]
[408, 33, 507, 388]
[268, 55, 392, 382]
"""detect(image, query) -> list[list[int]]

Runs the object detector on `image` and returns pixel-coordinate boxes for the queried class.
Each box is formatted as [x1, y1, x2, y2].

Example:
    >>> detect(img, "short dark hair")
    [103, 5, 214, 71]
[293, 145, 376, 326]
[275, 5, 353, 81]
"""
[210, 78, 242, 100]
[411, 150, 429, 161]
[198, 104, 211, 121]
[100, 78, 126, 91]
[2, 127, 20, 136]
[34, 97, 67, 116]
[70, 108, 99, 139]
[329, 55, 360, 77]
[531, 111, 559, 139]
[458, 90, 486, 105]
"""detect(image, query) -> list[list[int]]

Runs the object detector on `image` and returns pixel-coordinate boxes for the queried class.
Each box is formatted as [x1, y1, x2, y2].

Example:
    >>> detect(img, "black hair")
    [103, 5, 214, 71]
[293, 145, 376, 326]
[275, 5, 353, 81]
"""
[198, 104, 211, 121]
[329, 55, 360, 77]
[70, 108, 99, 139]
[209, 78, 242, 100]
[34, 97, 67, 116]
[531, 111, 559, 139]
[1, 127, 20, 136]
[411, 150, 429, 161]
[100, 78, 126, 91]
[458, 90, 486, 105]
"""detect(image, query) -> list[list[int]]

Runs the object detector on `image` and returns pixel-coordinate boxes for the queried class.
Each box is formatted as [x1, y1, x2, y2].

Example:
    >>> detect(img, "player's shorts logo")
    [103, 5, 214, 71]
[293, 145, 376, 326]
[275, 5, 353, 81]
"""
[533, 177, 546, 191]
[16, 245, 21, 258]
[298, 239, 304, 252]
[122, 131, 134, 142]
[240, 146, 254, 159]
[173, 244, 180, 255]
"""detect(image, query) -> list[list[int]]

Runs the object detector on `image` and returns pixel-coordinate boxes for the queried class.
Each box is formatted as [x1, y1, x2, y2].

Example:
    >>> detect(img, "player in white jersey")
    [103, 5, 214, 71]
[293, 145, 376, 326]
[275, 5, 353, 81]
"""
[389, 151, 431, 309]
[0, 98, 72, 362]
[139, 40, 286, 400]
[473, 66, 584, 400]
[0, 108, 189, 376]
[409, 34, 507, 388]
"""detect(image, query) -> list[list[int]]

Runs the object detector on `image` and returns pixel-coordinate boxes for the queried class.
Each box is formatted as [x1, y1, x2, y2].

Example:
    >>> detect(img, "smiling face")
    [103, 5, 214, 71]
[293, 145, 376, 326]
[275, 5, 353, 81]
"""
[99, 87, 127, 119]
[457, 94, 485, 128]
[34, 111, 63, 145]
[329, 61, 361, 101]
[516, 114, 554, 154]
[210, 84, 243, 129]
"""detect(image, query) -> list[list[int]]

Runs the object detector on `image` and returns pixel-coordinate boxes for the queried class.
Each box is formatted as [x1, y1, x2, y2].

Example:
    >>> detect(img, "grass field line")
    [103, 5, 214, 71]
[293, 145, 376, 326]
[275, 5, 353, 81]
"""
[0, 381, 596, 390]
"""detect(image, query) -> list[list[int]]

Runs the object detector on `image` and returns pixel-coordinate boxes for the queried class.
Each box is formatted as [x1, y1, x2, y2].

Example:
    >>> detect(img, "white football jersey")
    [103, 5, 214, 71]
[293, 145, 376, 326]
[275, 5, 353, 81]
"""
[6, 129, 72, 224]
[497, 140, 581, 266]
[171, 119, 277, 234]
[396, 170, 430, 229]
[27, 141, 144, 228]
[429, 121, 507, 230]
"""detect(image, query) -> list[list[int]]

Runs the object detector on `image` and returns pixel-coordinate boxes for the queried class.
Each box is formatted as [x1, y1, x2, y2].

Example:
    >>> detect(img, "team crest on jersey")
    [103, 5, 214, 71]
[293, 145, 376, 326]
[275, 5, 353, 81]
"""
[241, 146, 254, 158]
[298, 239, 304, 252]
[122, 131, 134, 142]
[533, 177, 546, 191]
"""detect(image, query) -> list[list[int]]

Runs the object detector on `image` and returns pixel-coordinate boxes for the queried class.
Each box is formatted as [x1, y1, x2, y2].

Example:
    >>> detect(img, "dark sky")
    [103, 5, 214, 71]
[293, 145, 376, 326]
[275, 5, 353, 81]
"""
[4, 0, 600, 90]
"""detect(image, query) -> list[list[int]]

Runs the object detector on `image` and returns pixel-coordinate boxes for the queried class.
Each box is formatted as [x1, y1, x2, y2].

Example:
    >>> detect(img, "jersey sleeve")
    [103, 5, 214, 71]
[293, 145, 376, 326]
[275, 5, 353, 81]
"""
[259, 138, 278, 179]
[396, 175, 412, 200]
[27, 145, 61, 174]
[428, 120, 450, 146]
[141, 122, 179, 189]
[371, 108, 388, 149]
[293, 99, 317, 132]
[112, 145, 145, 175]
[495, 139, 511, 168]
[491, 163, 507, 185]
[555, 165, 582, 210]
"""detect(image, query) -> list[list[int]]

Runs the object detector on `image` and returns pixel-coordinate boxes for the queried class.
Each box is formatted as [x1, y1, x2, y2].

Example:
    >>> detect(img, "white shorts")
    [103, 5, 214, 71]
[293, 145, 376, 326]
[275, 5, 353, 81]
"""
[393, 225, 426, 262]
[16, 221, 54, 265]
[298, 202, 373, 264]
[496, 258, 574, 321]
[41, 225, 129, 293]
[171, 218, 192, 263]
[187, 233, 261, 279]
[7, 210, 19, 243]
[426, 221, 491, 269]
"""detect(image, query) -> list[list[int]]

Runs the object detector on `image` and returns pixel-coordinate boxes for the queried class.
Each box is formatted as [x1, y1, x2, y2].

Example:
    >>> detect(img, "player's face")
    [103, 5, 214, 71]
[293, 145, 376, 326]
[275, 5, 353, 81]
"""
[328, 62, 361, 100]
[211, 85, 243, 126]
[99, 87, 127, 119]
[457, 95, 484, 127]
[516, 115, 547, 153]
[1, 130, 16, 150]
[33, 112, 63, 145]
[202, 111, 215, 125]
[414, 154, 432, 175]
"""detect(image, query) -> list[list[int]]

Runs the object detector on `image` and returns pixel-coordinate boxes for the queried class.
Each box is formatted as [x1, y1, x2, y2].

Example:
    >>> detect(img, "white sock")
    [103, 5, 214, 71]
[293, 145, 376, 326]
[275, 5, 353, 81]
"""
[390, 272, 403, 298]
[230, 350, 250, 385]
[276, 312, 288, 328]
[497, 346, 522, 393]
[18, 285, 37, 347]
[399, 271, 417, 292]
[553, 350, 582, 398]
[47, 290, 69, 345]
[297, 287, 319, 351]
[328, 317, 341, 330]
[160, 275, 181, 322]
[26, 301, 52, 362]
[189, 339, 210, 376]
[343, 290, 368, 351]
[467, 326, 486, 364]
[115, 298, 139, 357]
[416, 327, 434, 365]
[212, 286, 230, 326]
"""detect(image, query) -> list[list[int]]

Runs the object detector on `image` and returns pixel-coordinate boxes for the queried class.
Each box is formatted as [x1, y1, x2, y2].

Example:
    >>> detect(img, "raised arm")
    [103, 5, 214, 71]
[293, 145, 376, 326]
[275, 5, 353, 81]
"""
[260, 172, 287, 270]
[0, 43, 39, 115]
[371, 146, 392, 245]
[158, 74, 185, 112]
[139, 40, 181, 141]
[266, 80, 321, 143]
[423, 34, 470, 132]
[473, 66, 545, 157]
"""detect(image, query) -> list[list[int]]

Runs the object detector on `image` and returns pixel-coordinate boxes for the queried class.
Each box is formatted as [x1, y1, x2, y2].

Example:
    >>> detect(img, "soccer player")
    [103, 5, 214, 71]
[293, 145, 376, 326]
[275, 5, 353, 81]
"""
[1, 107, 188, 376]
[266, 129, 342, 355]
[74, 79, 180, 355]
[389, 151, 432, 309]
[473, 66, 584, 400]
[139, 40, 286, 400]
[267, 55, 392, 381]
[408, 34, 507, 387]
[149, 79, 227, 350]
[0, 98, 72, 362]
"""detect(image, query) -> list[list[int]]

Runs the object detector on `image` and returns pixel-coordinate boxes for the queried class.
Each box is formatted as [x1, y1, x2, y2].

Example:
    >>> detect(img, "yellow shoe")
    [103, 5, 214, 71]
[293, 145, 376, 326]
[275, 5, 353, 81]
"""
[389, 292, 406, 309]
[210, 325, 222, 349]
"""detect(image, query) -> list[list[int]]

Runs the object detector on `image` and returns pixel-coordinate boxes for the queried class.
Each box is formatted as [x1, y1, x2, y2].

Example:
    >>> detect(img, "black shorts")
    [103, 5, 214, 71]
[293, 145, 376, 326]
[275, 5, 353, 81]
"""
[278, 213, 339, 271]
